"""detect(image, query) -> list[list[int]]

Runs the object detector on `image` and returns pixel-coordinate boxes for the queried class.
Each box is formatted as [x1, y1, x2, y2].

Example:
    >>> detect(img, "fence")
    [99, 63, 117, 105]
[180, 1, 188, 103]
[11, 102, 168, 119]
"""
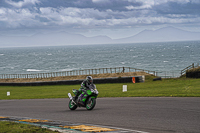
[1, 64, 198, 79]
[0, 67, 156, 79]
[155, 63, 200, 78]
[181, 63, 200, 76]
[156, 71, 181, 78]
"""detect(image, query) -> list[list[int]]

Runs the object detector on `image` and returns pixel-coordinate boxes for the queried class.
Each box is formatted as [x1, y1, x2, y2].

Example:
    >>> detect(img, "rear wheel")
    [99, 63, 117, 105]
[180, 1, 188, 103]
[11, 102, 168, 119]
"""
[86, 98, 96, 110]
[68, 100, 77, 110]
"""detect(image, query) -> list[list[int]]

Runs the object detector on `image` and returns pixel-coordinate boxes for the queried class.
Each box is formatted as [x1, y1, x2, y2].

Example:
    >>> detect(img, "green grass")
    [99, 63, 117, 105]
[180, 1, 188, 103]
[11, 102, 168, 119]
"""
[0, 121, 59, 133]
[0, 76, 200, 99]
[98, 78, 200, 97]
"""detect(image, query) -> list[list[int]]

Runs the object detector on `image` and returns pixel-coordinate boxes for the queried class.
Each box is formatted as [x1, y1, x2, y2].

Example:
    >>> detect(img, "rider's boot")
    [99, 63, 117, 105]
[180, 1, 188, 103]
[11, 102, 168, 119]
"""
[78, 94, 85, 105]
[78, 94, 83, 101]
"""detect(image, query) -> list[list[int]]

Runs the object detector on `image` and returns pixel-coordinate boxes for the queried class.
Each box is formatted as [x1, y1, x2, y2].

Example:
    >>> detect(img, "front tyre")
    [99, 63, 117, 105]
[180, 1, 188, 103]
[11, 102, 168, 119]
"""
[69, 100, 77, 110]
[86, 98, 96, 110]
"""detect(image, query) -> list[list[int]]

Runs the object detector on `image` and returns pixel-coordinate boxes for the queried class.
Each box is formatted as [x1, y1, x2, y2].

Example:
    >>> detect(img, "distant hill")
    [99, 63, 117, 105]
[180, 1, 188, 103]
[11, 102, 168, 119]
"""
[0, 31, 113, 47]
[115, 26, 200, 43]
[0, 26, 200, 47]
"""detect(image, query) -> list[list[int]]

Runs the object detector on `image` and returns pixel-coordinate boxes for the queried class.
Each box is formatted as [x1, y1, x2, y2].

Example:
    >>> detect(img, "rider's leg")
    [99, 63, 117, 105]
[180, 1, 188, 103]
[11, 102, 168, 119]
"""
[75, 88, 82, 99]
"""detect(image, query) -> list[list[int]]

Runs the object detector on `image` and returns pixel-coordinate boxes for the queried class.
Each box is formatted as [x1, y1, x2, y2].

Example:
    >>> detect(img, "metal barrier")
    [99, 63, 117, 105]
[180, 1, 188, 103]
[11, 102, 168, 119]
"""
[156, 71, 181, 78]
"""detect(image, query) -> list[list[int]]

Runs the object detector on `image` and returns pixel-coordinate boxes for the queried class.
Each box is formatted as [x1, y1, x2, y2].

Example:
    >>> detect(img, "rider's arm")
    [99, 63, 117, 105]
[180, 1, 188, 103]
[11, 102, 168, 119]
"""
[81, 80, 87, 90]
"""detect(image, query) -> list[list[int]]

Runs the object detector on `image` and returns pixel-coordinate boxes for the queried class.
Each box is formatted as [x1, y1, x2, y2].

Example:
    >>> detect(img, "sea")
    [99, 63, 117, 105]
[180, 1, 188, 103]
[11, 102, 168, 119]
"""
[0, 41, 200, 77]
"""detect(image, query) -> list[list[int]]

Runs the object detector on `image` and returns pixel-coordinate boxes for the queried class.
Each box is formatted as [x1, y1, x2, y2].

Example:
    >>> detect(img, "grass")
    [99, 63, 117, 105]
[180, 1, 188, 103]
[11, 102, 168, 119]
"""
[0, 121, 59, 133]
[0, 75, 200, 99]
[98, 77, 200, 97]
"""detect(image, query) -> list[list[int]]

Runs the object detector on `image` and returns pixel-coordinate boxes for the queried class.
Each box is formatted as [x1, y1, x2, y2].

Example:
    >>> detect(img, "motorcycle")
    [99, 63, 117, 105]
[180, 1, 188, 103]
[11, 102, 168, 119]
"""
[68, 84, 99, 110]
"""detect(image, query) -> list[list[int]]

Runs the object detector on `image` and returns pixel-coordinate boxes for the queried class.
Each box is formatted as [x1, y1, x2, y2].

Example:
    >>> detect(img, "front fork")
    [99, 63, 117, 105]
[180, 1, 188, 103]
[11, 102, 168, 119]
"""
[68, 93, 76, 105]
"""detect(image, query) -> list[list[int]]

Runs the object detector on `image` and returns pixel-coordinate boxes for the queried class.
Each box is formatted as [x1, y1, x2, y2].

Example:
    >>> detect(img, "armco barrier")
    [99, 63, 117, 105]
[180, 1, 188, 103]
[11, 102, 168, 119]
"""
[0, 76, 144, 86]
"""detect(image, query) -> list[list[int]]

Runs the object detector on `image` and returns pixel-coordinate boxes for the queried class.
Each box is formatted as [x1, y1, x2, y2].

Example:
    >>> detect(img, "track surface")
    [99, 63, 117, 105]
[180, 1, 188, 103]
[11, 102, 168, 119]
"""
[0, 97, 200, 133]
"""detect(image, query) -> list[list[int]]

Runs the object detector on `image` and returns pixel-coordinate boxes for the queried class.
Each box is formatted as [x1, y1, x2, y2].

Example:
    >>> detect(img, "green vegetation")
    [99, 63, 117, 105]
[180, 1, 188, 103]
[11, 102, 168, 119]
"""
[0, 76, 200, 99]
[0, 121, 59, 133]
[187, 66, 200, 72]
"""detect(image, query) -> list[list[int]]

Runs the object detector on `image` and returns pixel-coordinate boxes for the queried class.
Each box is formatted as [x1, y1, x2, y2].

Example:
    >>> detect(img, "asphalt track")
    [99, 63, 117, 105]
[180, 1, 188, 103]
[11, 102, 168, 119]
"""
[0, 97, 200, 133]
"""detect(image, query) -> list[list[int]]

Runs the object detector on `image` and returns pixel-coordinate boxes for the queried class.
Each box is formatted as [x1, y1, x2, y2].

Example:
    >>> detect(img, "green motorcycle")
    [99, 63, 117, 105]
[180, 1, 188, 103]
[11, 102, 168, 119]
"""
[68, 84, 98, 110]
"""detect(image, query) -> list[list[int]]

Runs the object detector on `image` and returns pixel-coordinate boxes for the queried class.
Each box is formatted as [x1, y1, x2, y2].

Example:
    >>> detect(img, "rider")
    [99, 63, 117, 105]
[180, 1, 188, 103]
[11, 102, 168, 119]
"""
[75, 76, 93, 102]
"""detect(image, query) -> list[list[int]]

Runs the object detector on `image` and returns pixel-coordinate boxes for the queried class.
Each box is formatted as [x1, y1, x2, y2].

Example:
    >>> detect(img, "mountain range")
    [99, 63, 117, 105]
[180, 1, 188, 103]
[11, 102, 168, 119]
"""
[116, 26, 200, 43]
[0, 26, 200, 47]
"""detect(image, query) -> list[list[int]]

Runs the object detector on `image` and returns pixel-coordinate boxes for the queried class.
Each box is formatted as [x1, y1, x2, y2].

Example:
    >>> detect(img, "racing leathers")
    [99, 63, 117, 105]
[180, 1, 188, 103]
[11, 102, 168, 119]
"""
[75, 76, 93, 104]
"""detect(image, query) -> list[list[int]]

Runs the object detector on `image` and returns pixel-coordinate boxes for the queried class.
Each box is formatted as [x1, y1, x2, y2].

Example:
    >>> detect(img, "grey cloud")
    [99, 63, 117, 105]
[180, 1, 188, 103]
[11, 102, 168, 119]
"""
[0, 0, 11, 7]
[73, 0, 142, 11]
[0, 0, 200, 31]
[27, 0, 143, 11]
[4, 0, 40, 8]
[154, 1, 200, 16]
[35, 15, 50, 22]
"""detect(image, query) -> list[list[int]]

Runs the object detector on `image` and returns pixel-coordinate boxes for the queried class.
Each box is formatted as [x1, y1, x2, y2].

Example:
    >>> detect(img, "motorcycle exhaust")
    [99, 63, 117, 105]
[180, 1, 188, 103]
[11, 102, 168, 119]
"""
[68, 93, 73, 100]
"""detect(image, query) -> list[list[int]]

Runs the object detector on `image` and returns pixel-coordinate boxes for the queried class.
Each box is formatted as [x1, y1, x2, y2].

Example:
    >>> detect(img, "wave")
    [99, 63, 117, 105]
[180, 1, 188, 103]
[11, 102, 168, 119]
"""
[60, 69, 74, 71]
[132, 56, 138, 58]
[26, 69, 43, 72]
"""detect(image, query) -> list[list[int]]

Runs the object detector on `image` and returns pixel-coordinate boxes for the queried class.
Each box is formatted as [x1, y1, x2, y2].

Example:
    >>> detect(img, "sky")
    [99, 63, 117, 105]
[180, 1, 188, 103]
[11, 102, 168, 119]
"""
[0, 0, 200, 39]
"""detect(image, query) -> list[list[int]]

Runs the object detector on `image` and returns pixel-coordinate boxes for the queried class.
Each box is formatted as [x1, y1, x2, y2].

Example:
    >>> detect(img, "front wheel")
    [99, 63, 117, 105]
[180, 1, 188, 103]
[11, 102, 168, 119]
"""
[69, 100, 77, 110]
[86, 98, 96, 110]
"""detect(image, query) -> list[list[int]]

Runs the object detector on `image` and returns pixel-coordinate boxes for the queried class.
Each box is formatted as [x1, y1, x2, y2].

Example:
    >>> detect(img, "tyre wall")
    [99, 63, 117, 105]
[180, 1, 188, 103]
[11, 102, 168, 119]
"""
[0, 76, 144, 86]
[186, 72, 200, 78]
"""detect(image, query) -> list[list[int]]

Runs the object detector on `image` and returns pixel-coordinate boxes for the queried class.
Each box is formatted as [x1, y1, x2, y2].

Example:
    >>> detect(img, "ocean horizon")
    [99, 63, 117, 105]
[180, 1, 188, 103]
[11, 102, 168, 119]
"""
[0, 40, 200, 77]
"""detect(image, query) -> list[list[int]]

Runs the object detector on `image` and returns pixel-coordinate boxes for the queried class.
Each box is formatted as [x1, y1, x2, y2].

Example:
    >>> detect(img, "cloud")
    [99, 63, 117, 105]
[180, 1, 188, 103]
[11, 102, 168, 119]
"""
[154, 0, 200, 15]
[0, 0, 200, 32]
[5, 0, 40, 8]
[0, 7, 40, 29]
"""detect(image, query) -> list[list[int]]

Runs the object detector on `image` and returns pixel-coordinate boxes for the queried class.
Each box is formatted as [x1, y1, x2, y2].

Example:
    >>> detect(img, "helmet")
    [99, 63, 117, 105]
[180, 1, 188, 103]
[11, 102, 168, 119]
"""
[86, 76, 93, 84]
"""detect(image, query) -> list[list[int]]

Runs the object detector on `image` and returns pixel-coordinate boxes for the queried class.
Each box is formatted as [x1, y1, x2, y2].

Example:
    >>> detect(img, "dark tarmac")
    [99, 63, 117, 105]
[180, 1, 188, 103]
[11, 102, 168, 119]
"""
[0, 97, 200, 133]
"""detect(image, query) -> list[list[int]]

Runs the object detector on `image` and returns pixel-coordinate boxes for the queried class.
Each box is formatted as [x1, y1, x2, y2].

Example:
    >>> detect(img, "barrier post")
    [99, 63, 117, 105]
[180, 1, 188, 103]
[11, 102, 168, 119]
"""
[7, 92, 10, 96]
[123, 85, 127, 92]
